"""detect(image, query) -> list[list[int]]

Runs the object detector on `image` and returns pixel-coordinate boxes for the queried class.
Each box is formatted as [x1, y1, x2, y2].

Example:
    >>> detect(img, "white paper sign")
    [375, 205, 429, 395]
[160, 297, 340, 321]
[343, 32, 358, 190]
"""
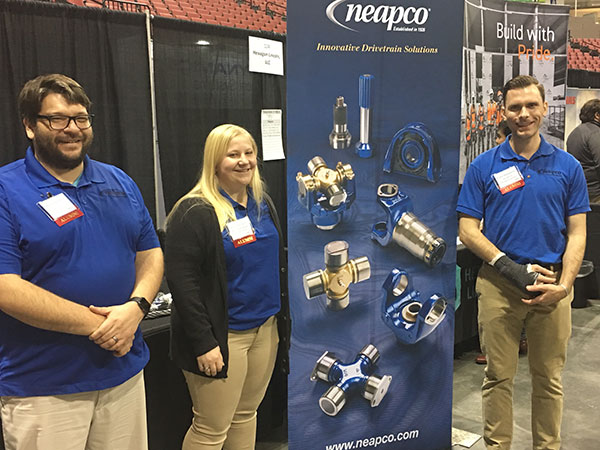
[261, 109, 285, 161]
[248, 36, 284, 76]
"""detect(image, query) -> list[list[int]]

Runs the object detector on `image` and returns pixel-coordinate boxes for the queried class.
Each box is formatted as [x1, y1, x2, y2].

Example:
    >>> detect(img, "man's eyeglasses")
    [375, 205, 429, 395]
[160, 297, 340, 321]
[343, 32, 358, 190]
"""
[36, 114, 94, 131]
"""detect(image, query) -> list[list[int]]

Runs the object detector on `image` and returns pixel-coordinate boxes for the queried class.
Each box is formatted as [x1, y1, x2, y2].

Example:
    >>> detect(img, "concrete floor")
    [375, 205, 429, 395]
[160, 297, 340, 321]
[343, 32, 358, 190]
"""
[257, 300, 600, 450]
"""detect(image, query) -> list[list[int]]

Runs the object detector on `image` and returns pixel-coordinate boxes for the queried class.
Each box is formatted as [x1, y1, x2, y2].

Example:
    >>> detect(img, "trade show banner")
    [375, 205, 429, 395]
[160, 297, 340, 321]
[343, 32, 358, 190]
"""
[286, 1, 464, 449]
[460, 0, 570, 181]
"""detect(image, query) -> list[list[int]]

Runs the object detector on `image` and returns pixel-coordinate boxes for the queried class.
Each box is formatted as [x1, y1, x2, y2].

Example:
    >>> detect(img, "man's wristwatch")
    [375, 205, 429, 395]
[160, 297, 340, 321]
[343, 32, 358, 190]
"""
[129, 296, 151, 318]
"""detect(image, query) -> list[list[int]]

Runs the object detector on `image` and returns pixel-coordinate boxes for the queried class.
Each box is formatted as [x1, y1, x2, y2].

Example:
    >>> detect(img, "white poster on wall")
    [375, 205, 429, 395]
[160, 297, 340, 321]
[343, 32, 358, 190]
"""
[261, 109, 285, 161]
[248, 36, 284, 76]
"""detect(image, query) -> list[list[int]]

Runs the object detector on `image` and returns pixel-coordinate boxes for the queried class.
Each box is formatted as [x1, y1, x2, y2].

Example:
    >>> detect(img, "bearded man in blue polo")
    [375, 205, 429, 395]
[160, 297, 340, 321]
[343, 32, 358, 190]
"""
[0, 74, 163, 450]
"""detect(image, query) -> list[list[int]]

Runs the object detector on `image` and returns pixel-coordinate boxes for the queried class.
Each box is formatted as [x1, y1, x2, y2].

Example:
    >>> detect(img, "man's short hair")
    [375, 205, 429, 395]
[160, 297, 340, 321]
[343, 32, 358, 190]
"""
[502, 75, 545, 104]
[579, 99, 600, 123]
[18, 74, 92, 123]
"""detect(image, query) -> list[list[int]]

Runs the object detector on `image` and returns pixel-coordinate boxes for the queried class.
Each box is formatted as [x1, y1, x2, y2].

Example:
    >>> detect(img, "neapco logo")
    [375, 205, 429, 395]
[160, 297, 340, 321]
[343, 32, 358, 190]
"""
[326, 0, 430, 32]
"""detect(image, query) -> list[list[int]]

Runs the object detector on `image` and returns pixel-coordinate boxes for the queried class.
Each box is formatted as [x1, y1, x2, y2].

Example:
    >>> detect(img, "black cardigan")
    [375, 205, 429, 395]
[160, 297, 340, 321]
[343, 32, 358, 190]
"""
[165, 195, 289, 378]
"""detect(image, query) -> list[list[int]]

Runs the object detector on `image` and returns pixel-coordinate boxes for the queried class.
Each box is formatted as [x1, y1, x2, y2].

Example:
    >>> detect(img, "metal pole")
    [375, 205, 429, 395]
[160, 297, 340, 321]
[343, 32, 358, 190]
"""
[145, 10, 166, 228]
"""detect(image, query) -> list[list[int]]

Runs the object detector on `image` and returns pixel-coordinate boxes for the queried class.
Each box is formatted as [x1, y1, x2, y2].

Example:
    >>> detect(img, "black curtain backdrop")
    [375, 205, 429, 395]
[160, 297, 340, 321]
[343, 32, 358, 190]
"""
[152, 17, 287, 238]
[0, 0, 156, 219]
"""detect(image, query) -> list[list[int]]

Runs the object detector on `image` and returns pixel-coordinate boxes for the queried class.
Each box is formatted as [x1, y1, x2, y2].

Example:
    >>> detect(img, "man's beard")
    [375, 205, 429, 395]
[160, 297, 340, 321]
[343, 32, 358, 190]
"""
[33, 132, 93, 171]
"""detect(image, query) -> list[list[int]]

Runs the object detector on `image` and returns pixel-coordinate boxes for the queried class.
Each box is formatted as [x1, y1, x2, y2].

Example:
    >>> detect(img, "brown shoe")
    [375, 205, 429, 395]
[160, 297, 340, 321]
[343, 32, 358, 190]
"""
[475, 353, 487, 365]
[519, 338, 528, 355]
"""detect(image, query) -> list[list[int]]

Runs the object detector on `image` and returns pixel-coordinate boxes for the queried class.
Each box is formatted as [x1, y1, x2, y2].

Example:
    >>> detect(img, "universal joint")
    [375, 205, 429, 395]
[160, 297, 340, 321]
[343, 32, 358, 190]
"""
[310, 344, 392, 416]
[371, 183, 446, 267]
[303, 241, 370, 310]
[297, 156, 356, 230]
[381, 268, 447, 345]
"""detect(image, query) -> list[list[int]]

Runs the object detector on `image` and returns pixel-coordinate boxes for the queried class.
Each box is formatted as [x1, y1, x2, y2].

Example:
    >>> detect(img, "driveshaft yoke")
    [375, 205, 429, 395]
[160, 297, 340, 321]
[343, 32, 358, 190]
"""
[371, 183, 446, 267]
[381, 268, 447, 344]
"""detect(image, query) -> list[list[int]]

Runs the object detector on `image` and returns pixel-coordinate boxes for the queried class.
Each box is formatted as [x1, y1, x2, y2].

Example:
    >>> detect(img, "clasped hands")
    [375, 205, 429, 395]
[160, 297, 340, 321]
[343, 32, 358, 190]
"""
[522, 264, 567, 305]
[493, 255, 568, 305]
[87, 302, 144, 357]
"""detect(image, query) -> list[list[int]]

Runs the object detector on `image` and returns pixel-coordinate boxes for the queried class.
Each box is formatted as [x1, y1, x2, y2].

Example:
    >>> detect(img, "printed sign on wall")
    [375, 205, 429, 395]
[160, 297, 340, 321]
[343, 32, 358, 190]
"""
[287, 1, 464, 449]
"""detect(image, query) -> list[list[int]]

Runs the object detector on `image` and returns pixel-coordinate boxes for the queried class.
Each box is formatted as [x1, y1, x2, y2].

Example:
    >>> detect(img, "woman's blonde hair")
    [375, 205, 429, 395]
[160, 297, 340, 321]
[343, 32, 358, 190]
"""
[169, 124, 265, 230]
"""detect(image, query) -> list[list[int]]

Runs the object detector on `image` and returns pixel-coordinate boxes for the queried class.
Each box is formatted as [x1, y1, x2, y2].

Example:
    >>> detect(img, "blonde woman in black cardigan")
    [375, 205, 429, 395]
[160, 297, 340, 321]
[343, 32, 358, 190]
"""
[165, 124, 288, 450]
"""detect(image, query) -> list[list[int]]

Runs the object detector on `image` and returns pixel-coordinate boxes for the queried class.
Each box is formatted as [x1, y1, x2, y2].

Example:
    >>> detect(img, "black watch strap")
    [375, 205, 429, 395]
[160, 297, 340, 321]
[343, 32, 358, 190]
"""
[129, 296, 151, 317]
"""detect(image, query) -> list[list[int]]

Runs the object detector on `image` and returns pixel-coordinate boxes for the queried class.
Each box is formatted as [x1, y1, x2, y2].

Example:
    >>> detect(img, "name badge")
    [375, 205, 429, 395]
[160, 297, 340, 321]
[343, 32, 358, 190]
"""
[37, 193, 84, 226]
[492, 166, 525, 195]
[225, 216, 256, 248]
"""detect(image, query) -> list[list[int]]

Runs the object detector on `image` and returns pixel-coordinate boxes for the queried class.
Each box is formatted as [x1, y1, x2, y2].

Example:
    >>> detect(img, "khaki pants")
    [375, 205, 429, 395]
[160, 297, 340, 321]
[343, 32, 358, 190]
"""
[1, 370, 147, 450]
[476, 264, 572, 450]
[182, 316, 279, 450]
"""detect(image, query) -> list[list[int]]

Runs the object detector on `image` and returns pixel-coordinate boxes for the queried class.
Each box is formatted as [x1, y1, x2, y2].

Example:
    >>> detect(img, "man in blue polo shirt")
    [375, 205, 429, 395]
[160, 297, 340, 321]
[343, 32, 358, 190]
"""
[0, 74, 163, 450]
[458, 75, 589, 450]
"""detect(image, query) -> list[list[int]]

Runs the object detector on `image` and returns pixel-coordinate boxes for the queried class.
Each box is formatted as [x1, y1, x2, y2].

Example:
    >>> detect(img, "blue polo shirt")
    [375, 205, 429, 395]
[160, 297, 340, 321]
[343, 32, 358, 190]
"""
[221, 191, 280, 330]
[0, 148, 159, 396]
[457, 135, 589, 264]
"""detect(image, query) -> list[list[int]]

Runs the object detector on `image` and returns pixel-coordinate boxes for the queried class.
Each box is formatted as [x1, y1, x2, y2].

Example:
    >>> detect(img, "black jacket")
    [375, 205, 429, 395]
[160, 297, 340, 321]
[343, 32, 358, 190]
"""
[165, 195, 289, 378]
[567, 120, 600, 200]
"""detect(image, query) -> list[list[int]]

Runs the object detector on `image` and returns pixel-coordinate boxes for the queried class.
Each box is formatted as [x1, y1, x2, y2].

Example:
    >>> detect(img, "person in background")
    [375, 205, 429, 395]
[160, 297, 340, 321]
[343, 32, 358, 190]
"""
[0, 74, 163, 450]
[566, 98, 600, 204]
[165, 124, 289, 450]
[458, 75, 588, 449]
[495, 120, 511, 146]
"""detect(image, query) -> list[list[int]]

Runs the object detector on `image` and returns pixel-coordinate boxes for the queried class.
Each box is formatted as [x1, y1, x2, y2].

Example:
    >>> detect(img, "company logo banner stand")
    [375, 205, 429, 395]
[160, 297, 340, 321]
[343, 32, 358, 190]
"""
[286, 1, 464, 449]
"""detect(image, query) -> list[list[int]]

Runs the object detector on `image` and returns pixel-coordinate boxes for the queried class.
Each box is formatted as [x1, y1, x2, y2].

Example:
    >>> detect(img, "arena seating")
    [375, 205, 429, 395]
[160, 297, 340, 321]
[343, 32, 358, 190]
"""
[569, 37, 600, 73]
[78, 0, 286, 33]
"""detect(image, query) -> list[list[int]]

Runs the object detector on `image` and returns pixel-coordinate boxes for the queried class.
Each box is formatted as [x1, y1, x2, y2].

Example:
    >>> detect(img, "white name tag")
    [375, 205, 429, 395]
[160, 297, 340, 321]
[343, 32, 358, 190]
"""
[37, 193, 83, 226]
[225, 216, 256, 248]
[492, 166, 525, 195]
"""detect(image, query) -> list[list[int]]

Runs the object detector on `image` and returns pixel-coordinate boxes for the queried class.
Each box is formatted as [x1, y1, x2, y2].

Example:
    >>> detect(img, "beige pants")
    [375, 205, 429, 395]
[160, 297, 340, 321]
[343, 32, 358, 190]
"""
[182, 316, 279, 450]
[1, 370, 147, 450]
[477, 264, 572, 450]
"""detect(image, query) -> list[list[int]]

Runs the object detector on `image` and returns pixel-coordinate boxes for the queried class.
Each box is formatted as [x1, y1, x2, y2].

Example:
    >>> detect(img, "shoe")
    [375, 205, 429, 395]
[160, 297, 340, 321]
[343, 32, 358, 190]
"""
[519, 338, 528, 355]
[475, 353, 487, 365]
